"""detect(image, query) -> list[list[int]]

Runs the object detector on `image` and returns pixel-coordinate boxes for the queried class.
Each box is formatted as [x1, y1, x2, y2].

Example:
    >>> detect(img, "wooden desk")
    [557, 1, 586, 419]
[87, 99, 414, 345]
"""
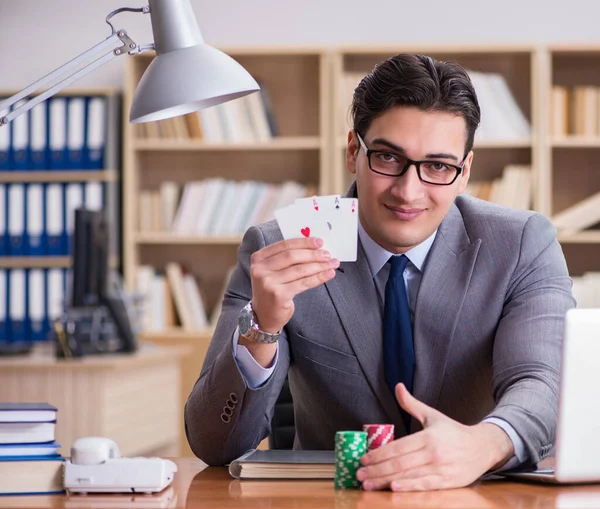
[0, 343, 187, 457]
[4, 458, 600, 508]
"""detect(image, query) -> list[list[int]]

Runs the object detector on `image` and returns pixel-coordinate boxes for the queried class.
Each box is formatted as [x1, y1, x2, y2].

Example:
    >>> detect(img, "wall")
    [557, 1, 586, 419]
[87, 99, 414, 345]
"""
[1, 0, 599, 90]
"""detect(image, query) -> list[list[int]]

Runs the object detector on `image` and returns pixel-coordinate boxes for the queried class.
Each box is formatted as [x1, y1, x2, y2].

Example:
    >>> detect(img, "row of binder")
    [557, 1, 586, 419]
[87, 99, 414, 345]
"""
[0, 95, 107, 171]
[0, 182, 104, 256]
[0, 268, 67, 343]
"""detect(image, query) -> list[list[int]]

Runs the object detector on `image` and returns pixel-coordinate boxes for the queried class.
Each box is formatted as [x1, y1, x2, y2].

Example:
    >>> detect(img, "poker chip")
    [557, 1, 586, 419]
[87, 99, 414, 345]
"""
[334, 431, 367, 489]
[362, 424, 394, 451]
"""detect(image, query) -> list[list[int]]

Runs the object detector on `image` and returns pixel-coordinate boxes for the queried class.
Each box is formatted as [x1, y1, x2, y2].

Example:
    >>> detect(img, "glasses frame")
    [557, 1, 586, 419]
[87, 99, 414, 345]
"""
[355, 132, 466, 186]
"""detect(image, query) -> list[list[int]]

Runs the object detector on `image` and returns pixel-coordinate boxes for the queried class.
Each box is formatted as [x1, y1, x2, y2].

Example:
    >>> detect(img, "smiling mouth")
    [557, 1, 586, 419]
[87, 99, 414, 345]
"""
[385, 205, 426, 219]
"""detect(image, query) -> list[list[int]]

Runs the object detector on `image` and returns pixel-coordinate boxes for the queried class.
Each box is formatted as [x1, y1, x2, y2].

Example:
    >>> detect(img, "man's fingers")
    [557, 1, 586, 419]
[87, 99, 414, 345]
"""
[256, 247, 334, 274]
[269, 260, 340, 285]
[251, 237, 324, 264]
[362, 434, 426, 466]
[358, 450, 431, 489]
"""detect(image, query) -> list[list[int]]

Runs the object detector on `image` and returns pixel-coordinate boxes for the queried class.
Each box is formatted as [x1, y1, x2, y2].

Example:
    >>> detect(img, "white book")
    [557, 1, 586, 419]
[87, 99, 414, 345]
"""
[470, 71, 513, 142]
[194, 178, 226, 235]
[136, 265, 155, 331]
[47, 269, 64, 322]
[160, 181, 180, 231]
[172, 181, 206, 234]
[245, 93, 272, 142]
[150, 274, 166, 332]
[27, 184, 44, 253]
[28, 269, 45, 334]
[226, 181, 258, 235]
[487, 73, 531, 140]
[198, 107, 225, 143]
[182, 274, 208, 330]
[67, 97, 86, 163]
[209, 180, 239, 235]
[65, 183, 84, 237]
[551, 191, 600, 234]
[238, 182, 268, 233]
[84, 182, 104, 212]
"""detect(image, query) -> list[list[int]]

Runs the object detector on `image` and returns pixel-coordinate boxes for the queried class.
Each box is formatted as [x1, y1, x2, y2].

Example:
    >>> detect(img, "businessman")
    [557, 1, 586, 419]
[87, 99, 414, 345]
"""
[185, 53, 575, 491]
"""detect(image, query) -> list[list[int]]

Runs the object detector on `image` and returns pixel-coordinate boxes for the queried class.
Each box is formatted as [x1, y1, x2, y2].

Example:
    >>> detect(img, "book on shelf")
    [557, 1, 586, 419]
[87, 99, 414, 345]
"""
[140, 179, 310, 236]
[229, 449, 335, 480]
[550, 85, 600, 137]
[464, 165, 531, 210]
[137, 83, 276, 143]
[551, 191, 600, 235]
[137, 263, 208, 333]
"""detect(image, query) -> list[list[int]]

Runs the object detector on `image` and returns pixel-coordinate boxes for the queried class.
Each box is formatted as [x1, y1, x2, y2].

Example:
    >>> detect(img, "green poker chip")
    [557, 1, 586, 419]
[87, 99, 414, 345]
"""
[334, 431, 367, 489]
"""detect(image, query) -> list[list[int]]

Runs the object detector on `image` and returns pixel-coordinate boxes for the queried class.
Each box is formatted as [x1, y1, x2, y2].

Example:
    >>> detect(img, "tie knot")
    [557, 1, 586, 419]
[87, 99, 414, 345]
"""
[389, 254, 409, 278]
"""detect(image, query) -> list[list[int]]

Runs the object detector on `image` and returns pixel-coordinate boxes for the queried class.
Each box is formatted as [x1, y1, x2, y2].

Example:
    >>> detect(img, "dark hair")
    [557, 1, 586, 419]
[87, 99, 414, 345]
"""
[351, 53, 480, 155]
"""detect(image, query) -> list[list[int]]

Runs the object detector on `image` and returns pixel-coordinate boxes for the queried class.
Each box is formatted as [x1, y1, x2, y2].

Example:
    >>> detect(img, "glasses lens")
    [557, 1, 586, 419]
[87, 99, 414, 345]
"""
[369, 151, 408, 176]
[420, 162, 459, 184]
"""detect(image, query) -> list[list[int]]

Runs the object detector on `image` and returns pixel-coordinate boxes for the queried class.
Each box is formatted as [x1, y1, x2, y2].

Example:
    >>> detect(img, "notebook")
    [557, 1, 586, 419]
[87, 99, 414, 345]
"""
[229, 450, 335, 479]
[501, 308, 600, 484]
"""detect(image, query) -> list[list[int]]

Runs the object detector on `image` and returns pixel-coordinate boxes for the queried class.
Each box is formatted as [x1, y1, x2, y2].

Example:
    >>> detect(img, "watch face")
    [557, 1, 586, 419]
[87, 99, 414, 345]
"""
[238, 309, 251, 335]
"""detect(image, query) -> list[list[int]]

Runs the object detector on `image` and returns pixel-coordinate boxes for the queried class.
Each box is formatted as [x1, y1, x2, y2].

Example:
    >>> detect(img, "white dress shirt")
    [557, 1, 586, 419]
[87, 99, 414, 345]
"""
[232, 221, 527, 468]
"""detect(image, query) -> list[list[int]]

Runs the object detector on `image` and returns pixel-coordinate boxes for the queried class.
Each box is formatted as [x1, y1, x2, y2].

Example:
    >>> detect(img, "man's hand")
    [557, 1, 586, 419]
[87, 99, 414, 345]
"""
[240, 237, 339, 367]
[356, 383, 514, 491]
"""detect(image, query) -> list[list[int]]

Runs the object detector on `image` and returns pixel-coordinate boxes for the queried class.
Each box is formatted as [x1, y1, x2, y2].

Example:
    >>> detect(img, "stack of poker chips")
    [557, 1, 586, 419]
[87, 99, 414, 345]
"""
[363, 424, 395, 452]
[334, 431, 367, 489]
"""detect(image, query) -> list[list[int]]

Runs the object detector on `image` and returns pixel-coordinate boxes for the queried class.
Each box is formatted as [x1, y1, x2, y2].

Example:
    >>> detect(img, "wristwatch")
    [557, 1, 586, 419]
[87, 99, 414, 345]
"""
[238, 301, 281, 344]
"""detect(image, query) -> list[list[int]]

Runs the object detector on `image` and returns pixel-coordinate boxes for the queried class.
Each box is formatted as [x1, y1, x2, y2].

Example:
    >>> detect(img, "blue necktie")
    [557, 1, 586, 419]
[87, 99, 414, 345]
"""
[383, 255, 415, 432]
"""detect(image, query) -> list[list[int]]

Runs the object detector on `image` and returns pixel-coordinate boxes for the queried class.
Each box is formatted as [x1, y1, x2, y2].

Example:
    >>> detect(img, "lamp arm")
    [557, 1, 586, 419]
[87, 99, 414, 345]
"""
[0, 5, 154, 127]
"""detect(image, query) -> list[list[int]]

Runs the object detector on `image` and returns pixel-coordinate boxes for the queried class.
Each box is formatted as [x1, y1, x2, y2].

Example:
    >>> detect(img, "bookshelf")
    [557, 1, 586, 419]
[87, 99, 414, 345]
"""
[123, 48, 330, 338]
[0, 88, 121, 346]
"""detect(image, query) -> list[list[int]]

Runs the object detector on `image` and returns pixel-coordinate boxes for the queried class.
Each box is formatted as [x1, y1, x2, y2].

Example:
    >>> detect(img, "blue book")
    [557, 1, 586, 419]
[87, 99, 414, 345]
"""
[0, 402, 57, 423]
[0, 442, 60, 458]
[0, 455, 65, 495]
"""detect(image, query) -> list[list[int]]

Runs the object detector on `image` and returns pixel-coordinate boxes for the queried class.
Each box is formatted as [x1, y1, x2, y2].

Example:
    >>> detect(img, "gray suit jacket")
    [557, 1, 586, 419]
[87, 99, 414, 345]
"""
[185, 191, 575, 466]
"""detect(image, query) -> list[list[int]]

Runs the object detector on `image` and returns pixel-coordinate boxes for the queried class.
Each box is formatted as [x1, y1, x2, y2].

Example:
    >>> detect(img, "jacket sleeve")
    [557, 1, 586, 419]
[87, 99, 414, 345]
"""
[184, 225, 290, 465]
[486, 212, 576, 464]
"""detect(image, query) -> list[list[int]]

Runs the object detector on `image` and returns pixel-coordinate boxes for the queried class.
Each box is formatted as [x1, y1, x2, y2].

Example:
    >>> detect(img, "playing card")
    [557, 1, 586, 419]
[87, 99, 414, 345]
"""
[274, 204, 333, 253]
[294, 195, 358, 262]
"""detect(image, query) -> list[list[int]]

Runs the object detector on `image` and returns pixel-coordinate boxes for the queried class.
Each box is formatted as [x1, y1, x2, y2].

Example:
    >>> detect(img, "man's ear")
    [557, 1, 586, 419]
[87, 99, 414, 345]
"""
[346, 130, 359, 175]
[457, 151, 474, 194]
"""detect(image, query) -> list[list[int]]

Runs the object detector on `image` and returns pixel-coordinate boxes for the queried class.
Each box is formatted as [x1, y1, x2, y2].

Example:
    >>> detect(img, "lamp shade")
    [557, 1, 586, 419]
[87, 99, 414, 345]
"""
[129, 0, 259, 123]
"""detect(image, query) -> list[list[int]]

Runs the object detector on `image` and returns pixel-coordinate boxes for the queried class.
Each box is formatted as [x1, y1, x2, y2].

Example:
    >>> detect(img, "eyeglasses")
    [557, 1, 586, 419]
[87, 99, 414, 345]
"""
[355, 132, 466, 186]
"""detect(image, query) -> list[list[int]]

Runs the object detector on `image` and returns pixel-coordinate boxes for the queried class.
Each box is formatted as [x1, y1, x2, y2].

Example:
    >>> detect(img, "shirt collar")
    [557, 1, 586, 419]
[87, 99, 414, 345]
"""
[358, 220, 437, 278]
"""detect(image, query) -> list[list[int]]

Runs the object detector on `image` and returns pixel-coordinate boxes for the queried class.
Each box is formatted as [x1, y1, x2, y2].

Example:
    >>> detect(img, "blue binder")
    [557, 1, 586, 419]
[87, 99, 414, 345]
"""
[45, 184, 64, 256]
[0, 184, 6, 256]
[30, 102, 48, 170]
[49, 97, 68, 170]
[8, 268, 27, 343]
[26, 183, 45, 256]
[85, 96, 106, 169]
[0, 98, 10, 170]
[10, 99, 30, 171]
[66, 97, 86, 170]
[7, 184, 25, 256]
[28, 269, 46, 342]
[0, 269, 7, 343]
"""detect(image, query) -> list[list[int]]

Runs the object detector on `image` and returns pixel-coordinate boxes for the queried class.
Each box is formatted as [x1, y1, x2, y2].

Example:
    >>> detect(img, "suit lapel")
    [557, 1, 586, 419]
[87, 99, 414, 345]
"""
[325, 241, 405, 432]
[410, 204, 481, 432]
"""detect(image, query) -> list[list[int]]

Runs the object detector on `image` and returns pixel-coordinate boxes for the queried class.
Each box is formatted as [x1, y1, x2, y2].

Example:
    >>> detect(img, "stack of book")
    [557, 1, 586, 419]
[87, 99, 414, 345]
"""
[0, 402, 64, 495]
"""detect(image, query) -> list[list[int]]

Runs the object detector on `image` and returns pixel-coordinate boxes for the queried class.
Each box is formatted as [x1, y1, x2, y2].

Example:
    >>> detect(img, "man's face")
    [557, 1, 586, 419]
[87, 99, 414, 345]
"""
[346, 106, 473, 254]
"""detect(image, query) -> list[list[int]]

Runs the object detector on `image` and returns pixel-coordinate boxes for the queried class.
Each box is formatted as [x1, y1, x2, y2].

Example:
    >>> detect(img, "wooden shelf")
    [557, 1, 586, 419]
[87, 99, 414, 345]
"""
[0, 169, 119, 183]
[0, 256, 70, 268]
[558, 231, 600, 244]
[551, 137, 600, 148]
[134, 233, 243, 245]
[133, 136, 322, 151]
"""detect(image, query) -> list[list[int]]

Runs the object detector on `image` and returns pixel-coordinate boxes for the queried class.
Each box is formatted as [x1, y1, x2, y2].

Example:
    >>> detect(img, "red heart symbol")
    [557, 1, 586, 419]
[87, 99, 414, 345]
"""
[300, 227, 310, 237]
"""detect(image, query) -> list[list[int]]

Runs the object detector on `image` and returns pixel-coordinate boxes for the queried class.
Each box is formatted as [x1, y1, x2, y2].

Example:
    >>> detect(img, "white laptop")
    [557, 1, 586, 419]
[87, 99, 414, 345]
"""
[502, 308, 600, 484]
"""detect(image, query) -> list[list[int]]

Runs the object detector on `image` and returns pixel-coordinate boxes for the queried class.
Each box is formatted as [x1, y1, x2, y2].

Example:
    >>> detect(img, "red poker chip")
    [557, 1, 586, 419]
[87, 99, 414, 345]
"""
[362, 424, 394, 451]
